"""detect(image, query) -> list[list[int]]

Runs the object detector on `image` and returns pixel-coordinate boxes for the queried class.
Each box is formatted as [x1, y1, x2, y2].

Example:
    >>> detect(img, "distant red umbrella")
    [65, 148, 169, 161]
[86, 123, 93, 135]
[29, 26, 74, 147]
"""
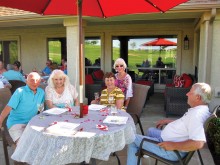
[141, 38, 177, 46]
[0, 0, 188, 117]
[141, 38, 177, 57]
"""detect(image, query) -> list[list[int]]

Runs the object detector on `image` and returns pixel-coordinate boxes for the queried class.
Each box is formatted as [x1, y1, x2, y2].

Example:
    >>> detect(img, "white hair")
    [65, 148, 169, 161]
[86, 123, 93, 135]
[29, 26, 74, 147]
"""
[47, 69, 71, 88]
[193, 82, 212, 104]
[113, 58, 127, 69]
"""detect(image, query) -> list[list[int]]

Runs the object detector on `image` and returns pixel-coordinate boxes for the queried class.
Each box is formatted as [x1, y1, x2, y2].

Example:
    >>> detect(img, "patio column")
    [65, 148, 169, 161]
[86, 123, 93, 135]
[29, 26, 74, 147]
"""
[63, 18, 87, 103]
[118, 36, 129, 64]
[198, 11, 214, 83]
[209, 9, 220, 110]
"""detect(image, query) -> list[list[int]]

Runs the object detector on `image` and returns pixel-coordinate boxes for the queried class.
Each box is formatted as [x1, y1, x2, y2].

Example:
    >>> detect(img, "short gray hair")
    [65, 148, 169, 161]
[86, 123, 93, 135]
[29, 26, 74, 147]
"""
[113, 58, 127, 69]
[193, 83, 212, 104]
[6, 64, 15, 70]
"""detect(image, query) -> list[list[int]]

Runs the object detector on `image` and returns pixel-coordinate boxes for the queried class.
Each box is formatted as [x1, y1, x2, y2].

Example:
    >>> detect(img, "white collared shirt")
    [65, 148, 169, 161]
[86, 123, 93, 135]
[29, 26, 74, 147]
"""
[161, 105, 210, 142]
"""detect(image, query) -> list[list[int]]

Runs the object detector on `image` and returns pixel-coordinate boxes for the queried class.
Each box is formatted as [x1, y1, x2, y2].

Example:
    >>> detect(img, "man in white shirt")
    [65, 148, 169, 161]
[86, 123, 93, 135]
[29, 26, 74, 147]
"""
[127, 82, 212, 165]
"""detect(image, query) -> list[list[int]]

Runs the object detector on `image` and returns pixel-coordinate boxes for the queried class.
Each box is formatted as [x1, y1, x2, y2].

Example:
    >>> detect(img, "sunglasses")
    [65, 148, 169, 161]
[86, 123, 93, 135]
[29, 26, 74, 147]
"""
[116, 65, 124, 68]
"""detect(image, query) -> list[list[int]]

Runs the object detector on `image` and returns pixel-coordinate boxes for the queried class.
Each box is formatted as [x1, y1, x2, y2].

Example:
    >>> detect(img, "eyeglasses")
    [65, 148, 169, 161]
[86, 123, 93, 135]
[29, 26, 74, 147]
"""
[115, 65, 124, 68]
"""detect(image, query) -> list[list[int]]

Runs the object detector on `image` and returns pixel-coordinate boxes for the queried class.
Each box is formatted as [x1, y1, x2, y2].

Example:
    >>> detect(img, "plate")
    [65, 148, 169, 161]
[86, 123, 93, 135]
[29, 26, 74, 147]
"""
[45, 122, 80, 136]
[43, 108, 68, 115]
[103, 116, 128, 125]
[88, 104, 106, 111]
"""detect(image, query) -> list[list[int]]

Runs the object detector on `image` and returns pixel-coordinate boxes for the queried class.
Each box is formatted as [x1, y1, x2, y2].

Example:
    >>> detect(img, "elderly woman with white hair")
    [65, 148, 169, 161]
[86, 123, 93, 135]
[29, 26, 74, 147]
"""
[113, 58, 133, 110]
[45, 69, 79, 109]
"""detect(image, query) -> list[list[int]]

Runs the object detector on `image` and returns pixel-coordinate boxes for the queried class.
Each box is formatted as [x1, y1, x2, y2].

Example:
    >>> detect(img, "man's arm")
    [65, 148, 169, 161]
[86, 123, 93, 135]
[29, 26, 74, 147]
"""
[158, 140, 205, 151]
[0, 105, 12, 128]
[156, 119, 174, 128]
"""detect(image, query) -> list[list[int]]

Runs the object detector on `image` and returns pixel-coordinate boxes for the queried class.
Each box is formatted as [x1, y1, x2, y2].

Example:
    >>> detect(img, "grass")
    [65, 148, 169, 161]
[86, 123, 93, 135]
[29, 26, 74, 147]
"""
[49, 42, 177, 74]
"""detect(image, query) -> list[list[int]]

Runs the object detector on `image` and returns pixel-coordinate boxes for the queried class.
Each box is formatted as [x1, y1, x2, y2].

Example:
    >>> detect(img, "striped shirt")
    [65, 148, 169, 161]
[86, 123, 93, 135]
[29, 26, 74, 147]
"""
[100, 87, 124, 106]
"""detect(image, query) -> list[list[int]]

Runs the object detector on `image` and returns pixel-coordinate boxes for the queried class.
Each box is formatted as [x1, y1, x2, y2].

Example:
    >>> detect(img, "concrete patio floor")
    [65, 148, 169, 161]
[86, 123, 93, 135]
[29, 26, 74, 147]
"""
[0, 93, 215, 165]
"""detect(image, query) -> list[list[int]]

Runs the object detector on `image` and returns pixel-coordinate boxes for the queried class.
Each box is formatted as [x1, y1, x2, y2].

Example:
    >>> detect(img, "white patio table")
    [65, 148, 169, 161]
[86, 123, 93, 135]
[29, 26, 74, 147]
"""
[11, 106, 136, 165]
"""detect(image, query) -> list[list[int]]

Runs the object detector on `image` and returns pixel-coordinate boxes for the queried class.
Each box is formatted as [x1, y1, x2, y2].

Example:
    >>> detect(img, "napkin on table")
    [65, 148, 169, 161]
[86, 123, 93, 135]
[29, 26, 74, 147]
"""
[103, 116, 128, 125]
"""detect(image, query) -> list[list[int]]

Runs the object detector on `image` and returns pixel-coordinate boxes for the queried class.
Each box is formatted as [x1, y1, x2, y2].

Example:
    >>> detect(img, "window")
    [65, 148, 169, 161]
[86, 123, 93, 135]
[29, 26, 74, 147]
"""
[0, 40, 18, 65]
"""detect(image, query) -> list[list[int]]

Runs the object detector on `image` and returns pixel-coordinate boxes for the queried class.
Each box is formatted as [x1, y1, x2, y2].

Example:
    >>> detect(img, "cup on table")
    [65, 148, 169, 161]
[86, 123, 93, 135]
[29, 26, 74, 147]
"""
[83, 105, 88, 115]
[110, 105, 117, 116]
[94, 92, 99, 100]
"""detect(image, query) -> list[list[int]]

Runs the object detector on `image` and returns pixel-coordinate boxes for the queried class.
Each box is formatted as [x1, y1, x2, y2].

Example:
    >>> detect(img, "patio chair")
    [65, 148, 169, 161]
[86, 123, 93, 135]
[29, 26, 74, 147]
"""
[0, 88, 11, 113]
[91, 69, 104, 84]
[164, 86, 190, 117]
[127, 83, 150, 135]
[0, 88, 14, 165]
[135, 111, 216, 165]
[8, 80, 26, 94]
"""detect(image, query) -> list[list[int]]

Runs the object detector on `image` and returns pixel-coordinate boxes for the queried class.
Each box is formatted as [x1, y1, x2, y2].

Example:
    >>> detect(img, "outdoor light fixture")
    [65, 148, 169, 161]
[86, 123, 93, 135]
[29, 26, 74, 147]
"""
[184, 35, 189, 50]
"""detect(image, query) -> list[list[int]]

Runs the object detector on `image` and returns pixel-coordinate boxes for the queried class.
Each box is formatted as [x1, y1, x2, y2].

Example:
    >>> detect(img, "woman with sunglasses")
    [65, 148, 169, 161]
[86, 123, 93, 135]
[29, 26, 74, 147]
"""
[113, 58, 133, 110]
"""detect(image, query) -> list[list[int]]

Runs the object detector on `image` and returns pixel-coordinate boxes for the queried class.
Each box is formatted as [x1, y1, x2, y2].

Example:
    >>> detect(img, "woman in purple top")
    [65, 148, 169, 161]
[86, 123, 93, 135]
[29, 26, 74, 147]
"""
[113, 58, 133, 110]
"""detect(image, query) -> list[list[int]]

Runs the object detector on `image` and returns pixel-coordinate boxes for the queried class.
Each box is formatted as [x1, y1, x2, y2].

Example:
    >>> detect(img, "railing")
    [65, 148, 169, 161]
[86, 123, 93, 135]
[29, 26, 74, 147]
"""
[136, 67, 176, 84]
[85, 66, 101, 74]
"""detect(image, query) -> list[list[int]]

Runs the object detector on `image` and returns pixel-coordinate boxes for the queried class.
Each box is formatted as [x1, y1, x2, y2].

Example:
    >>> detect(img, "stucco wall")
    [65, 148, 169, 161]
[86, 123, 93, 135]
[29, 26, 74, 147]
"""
[0, 22, 194, 75]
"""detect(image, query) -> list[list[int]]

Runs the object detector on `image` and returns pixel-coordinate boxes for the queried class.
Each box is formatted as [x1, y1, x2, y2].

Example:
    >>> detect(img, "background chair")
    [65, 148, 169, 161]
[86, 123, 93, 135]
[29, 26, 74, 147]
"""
[91, 69, 104, 84]
[164, 86, 190, 117]
[85, 74, 103, 104]
[127, 83, 150, 135]
[0, 88, 11, 113]
[8, 80, 26, 94]
[0, 88, 15, 165]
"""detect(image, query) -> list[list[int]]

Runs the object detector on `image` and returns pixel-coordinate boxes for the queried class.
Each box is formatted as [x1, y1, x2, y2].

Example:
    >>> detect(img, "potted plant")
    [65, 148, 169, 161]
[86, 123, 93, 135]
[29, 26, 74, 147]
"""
[207, 116, 220, 165]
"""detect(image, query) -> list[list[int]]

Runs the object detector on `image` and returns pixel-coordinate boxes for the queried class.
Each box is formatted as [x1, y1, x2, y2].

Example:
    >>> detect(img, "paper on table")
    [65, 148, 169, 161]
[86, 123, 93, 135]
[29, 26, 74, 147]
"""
[45, 122, 80, 136]
[103, 116, 128, 125]
[43, 108, 68, 115]
[88, 104, 106, 111]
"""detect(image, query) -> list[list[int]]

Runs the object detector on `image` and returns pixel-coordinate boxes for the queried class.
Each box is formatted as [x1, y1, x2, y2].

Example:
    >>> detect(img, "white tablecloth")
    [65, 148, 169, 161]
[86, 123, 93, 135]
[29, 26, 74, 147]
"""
[11, 107, 136, 165]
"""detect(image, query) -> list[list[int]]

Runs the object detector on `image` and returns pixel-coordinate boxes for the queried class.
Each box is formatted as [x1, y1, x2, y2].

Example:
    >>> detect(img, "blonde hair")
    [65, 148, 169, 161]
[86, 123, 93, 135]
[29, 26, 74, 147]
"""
[113, 58, 127, 69]
[47, 69, 70, 88]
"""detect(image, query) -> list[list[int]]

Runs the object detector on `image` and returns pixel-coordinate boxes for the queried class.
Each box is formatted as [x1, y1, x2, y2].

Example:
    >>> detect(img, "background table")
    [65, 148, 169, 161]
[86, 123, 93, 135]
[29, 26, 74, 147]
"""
[11, 107, 136, 165]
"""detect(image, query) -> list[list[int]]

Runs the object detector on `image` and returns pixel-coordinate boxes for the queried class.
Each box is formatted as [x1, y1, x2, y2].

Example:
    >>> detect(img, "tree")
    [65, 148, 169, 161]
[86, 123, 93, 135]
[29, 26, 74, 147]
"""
[130, 42, 136, 50]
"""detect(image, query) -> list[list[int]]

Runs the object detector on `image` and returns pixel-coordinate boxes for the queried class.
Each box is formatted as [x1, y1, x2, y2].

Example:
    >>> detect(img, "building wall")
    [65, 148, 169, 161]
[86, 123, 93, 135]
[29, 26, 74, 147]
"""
[0, 22, 194, 75]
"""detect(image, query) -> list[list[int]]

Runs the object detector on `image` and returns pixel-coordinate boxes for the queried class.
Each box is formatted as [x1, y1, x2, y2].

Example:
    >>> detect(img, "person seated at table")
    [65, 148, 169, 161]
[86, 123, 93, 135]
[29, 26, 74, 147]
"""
[0, 60, 7, 74]
[3, 64, 25, 82]
[141, 59, 150, 67]
[45, 69, 79, 109]
[91, 72, 125, 110]
[13, 60, 23, 75]
[0, 74, 12, 88]
[126, 82, 212, 165]
[113, 58, 133, 110]
[59, 58, 67, 71]
[156, 57, 165, 68]
[0, 72, 45, 143]
[63, 62, 67, 75]
[42, 59, 52, 76]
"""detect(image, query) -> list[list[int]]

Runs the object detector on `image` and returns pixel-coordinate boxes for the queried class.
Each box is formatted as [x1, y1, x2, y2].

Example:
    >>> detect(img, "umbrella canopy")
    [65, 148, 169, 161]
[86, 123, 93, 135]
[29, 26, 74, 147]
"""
[0, 0, 189, 17]
[141, 38, 177, 46]
[0, 0, 188, 117]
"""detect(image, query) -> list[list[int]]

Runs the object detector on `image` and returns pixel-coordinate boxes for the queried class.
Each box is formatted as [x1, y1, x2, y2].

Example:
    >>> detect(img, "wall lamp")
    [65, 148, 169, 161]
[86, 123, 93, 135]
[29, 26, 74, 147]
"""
[184, 35, 189, 50]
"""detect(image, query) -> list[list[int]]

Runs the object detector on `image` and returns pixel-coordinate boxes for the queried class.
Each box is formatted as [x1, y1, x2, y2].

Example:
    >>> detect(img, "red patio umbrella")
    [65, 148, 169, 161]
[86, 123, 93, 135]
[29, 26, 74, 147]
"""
[141, 38, 177, 47]
[0, 0, 188, 117]
[141, 38, 177, 57]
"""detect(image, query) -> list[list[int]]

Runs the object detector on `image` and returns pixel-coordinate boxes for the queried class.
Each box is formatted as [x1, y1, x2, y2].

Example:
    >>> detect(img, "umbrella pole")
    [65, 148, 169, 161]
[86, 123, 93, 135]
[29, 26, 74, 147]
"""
[78, 0, 83, 118]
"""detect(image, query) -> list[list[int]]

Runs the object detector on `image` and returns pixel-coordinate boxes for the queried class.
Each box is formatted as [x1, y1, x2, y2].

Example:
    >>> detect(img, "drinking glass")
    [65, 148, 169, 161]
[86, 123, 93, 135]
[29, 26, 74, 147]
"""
[37, 103, 44, 119]
[94, 92, 99, 100]
[110, 105, 117, 115]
